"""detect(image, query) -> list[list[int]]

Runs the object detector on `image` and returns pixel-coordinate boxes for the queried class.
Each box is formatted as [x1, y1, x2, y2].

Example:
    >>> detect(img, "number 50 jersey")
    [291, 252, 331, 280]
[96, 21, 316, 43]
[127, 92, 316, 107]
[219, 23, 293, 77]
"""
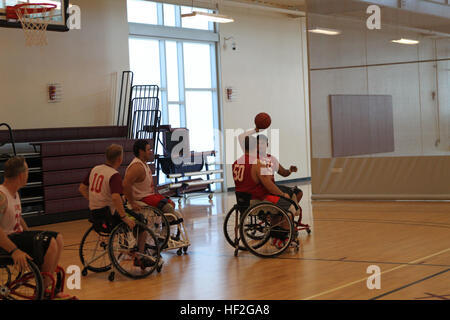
[232, 155, 268, 200]
[83, 164, 123, 213]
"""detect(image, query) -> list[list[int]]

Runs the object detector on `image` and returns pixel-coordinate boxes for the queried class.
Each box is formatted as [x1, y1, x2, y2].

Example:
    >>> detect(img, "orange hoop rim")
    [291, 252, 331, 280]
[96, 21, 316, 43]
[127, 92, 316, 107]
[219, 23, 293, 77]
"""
[6, 3, 57, 20]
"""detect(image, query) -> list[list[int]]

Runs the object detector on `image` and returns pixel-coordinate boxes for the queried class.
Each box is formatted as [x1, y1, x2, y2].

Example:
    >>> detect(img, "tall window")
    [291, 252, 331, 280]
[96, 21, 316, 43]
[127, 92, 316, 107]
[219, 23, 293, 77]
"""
[127, 0, 220, 186]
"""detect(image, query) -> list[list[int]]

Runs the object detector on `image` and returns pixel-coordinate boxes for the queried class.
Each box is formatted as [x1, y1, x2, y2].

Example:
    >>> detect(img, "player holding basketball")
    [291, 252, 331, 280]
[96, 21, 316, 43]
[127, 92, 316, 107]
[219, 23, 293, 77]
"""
[123, 140, 182, 222]
[0, 156, 75, 300]
[233, 136, 297, 248]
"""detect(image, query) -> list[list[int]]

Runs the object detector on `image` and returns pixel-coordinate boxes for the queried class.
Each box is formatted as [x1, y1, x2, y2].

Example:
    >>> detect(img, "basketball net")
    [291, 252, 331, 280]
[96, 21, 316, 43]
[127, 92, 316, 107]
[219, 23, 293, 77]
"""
[13, 4, 56, 47]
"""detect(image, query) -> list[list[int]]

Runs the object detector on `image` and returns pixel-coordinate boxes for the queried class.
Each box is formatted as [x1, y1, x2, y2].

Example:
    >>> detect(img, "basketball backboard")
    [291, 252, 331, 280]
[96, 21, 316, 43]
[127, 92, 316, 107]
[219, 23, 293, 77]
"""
[0, 0, 69, 31]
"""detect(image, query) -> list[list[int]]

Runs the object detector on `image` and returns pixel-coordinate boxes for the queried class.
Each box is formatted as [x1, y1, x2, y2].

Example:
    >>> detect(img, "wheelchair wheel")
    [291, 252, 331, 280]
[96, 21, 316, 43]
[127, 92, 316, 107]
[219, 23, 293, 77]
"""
[223, 207, 246, 251]
[79, 226, 112, 274]
[0, 259, 44, 300]
[108, 222, 161, 279]
[240, 203, 294, 258]
[140, 206, 170, 251]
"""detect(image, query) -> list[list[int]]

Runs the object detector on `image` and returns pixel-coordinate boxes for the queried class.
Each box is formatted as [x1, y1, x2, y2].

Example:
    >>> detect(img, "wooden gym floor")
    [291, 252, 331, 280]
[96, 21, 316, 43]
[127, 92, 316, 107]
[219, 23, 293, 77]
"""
[35, 182, 450, 300]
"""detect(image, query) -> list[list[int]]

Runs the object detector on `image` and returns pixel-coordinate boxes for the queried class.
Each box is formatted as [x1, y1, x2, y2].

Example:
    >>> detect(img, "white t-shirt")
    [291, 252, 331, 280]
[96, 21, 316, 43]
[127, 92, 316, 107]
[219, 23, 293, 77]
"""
[0, 185, 23, 235]
[83, 164, 123, 213]
[125, 157, 155, 200]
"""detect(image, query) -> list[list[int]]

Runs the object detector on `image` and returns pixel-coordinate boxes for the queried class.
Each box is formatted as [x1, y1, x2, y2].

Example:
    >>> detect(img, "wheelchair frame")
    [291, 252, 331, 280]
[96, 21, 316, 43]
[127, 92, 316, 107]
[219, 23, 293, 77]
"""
[132, 201, 191, 256]
[224, 192, 311, 258]
[80, 211, 163, 282]
[1, 252, 73, 300]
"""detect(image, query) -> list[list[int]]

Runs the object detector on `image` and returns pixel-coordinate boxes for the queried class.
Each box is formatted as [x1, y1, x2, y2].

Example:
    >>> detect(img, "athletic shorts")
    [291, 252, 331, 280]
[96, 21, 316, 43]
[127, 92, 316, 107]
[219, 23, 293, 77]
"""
[8, 231, 59, 268]
[263, 195, 293, 212]
[89, 207, 122, 234]
[141, 194, 175, 210]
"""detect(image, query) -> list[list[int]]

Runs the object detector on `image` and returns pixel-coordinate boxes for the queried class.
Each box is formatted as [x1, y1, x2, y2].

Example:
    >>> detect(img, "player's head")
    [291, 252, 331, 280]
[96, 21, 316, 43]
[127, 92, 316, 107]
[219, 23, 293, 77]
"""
[3, 156, 28, 187]
[244, 136, 257, 155]
[133, 139, 152, 162]
[106, 144, 123, 168]
[257, 134, 269, 156]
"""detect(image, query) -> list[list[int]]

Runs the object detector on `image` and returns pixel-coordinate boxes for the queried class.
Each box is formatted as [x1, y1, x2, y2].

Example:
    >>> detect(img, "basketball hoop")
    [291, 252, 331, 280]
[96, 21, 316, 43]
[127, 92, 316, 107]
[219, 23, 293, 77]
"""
[6, 3, 57, 47]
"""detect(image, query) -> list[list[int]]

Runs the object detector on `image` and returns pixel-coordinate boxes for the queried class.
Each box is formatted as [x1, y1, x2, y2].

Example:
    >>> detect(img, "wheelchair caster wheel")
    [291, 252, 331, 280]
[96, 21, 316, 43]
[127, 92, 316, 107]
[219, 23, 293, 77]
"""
[157, 265, 163, 273]
[183, 246, 188, 253]
[108, 272, 115, 282]
[177, 249, 183, 256]
[208, 194, 213, 200]
[82, 268, 88, 277]
[307, 229, 311, 235]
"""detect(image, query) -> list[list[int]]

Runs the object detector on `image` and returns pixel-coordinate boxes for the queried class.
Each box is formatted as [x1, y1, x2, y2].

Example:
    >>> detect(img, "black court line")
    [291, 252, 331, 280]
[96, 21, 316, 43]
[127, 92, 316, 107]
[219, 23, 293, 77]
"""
[370, 268, 450, 300]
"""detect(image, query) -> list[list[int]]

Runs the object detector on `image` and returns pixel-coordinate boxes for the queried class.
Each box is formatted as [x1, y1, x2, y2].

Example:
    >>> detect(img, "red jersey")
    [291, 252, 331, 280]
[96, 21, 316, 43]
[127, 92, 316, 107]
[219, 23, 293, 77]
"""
[232, 155, 268, 200]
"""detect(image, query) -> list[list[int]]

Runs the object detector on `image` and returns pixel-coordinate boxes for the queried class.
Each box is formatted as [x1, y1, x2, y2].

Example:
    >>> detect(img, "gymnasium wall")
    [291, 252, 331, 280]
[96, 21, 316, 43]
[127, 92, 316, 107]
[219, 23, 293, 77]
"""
[307, 5, 450, 199]
[218, 8, 311, 188]
[0, 0, 130, 130]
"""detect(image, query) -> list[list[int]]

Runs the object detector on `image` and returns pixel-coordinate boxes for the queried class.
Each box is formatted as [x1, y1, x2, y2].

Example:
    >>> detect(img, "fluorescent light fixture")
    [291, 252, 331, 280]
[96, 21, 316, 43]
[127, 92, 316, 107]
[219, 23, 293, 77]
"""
[181, 11, 234, 23]
[391, 38, 420, 45]
[308, 28, 341, 36]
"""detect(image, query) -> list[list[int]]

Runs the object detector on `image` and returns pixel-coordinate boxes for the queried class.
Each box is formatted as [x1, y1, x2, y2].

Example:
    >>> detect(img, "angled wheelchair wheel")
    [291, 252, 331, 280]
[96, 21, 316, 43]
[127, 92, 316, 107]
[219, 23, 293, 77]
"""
[108, 222, 161, 280]
[140, 206, 170, 251]
[79, 226, 112, 274]
[240, 203, 294, 258]
[0, 258, 44, 300]
[223, 207, 246, 251]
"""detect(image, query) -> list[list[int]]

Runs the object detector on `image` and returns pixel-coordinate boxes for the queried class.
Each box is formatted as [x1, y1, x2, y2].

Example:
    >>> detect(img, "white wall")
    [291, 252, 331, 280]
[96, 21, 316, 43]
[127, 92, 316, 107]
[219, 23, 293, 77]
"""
[218, 8, 311, 188]
[0, 0, 130, 129]
[309, 14, 450, 159]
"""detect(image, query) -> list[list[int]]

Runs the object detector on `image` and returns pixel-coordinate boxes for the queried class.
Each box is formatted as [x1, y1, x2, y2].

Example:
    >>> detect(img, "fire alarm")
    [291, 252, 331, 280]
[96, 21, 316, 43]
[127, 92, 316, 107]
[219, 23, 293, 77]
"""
[48, 83, 62, 103]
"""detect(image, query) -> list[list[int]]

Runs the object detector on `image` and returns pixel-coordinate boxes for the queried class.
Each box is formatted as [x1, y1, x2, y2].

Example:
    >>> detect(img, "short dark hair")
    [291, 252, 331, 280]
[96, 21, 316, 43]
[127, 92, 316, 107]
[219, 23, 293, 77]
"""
[244, 136, 256, 153]
[133, 139, 150, 157]
[4, 156, 27, 179]
[106, 144, 123, 162]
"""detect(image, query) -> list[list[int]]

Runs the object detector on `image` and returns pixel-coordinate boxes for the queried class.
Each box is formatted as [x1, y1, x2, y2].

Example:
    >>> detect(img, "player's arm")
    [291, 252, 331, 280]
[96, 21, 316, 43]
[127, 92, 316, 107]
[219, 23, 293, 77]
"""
[254, 161, 288, 198]
[79, 183, 89, 201]
[19, 217, 29, 232]
[0, 192, 32, 269]
[238, 128, 259, 152]
[79, 170, 91, 201]
[277, 163, 291, 177]
[123, 164, 145, 208]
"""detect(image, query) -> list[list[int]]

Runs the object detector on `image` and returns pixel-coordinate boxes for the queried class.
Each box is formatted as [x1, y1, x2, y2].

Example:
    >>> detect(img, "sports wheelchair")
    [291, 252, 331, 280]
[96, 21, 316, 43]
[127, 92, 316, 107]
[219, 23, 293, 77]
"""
[1, 249, 72, 300]
[79, 208, 163, 281]
[127, 201, 191, 256]
[223, 192, 311, 258]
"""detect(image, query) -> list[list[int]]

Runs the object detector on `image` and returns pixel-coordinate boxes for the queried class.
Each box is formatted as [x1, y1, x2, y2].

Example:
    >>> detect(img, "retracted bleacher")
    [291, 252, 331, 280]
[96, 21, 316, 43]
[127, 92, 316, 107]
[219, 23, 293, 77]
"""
[0, 125, 155, 226]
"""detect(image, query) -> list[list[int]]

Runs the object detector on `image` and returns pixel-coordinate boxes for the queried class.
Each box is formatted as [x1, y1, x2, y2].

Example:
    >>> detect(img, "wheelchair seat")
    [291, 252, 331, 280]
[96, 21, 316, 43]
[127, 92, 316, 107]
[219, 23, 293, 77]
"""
[235, 192, 252, 214]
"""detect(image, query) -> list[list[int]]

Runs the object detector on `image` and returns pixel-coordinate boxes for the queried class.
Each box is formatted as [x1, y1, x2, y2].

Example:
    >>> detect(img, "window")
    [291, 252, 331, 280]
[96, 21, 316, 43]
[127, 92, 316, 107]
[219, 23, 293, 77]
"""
[127, 1, 221, 188]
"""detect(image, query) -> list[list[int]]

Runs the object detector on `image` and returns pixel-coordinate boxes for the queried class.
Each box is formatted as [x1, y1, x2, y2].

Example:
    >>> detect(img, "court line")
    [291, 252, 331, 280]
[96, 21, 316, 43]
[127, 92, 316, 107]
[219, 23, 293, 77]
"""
[370, 268, 450, 300]
[303, 247, 450, 300]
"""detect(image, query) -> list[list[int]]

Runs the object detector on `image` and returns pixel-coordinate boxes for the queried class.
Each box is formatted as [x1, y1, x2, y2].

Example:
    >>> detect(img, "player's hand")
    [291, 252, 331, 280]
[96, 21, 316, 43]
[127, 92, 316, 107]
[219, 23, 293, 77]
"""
[289, 166, 298, 173]
[255, 128, 260, 133]
[12, 249, 32, 271]
[130, 202, 142, 212]
[123, 217, 136, 230]
[282, 193, 291, 200]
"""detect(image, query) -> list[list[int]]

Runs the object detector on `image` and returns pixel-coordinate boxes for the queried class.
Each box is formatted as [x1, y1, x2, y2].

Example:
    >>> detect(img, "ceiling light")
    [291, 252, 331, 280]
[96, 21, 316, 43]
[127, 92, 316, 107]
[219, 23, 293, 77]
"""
[181, 11, 234, 23]
[308, 28, 341, 36]
[391, 38, 420, 45]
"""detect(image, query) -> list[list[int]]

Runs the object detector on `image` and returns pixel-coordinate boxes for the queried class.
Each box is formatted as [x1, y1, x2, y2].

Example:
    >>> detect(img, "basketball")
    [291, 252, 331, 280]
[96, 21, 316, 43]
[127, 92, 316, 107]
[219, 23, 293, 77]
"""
[254, 112, 271, 130]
